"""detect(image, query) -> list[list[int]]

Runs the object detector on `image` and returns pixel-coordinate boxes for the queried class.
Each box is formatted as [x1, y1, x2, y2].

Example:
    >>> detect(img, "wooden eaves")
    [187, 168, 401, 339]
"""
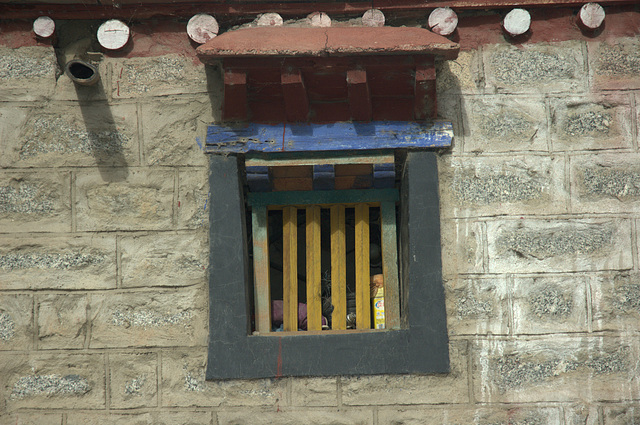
[1, 0, 637, 20]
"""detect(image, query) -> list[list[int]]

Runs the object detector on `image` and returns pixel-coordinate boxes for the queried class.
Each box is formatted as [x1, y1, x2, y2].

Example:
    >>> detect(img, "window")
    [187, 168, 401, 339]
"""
[206, 149, 449, 379]
[246, 160, 400, 334]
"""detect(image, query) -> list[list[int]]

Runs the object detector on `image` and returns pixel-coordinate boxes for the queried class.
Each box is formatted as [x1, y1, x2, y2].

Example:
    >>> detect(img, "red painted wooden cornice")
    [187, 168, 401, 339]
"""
[196, 27, 459, 62]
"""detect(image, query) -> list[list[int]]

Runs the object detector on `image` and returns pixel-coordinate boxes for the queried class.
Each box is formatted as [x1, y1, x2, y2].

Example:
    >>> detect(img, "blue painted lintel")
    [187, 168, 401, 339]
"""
[206, 121, 453, 154]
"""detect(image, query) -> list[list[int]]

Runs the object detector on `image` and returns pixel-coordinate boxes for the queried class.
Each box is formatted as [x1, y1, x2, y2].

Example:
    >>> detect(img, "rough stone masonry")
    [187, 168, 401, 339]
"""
[0, 4, 639, 425]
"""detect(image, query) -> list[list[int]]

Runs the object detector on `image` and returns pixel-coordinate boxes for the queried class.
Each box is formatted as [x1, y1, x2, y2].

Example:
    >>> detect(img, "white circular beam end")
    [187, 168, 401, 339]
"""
[503, 8, 531, 36]
[362, 9, 385, 27]
[428, 7, 458, 36]
[97, 19, 130, 50]
[187, 14, 219, 44]
[579, 3, 605, 30]
[33, 16, 55, 38]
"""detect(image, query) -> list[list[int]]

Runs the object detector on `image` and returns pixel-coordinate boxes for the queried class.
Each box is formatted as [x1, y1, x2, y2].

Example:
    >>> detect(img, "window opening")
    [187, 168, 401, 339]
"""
[247, 163, 400, 335]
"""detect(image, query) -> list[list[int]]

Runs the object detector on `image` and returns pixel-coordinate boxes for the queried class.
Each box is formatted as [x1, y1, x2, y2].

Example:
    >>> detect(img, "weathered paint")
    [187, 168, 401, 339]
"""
[206, 121, 453, 154]
[247, 188, 399, 208]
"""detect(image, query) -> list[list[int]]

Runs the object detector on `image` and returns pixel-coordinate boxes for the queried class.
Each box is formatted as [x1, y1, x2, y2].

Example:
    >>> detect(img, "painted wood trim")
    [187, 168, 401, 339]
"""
[331, 205, 347, 330]
[282, 68, 310, 122]
[283, 206, 299, 332]
[355, 204, 371, 329]
[206, 121, 453, 153]
[245, 153, 394, 167]
[252, 206, 272, 333]
[247, 188, 399, 207]
[414, 64, 437, 120]
[347, 69, 372, 122]
[223, 69, 247, 121]
[306, 206, 323, 331]
[381, 201, 400, 330]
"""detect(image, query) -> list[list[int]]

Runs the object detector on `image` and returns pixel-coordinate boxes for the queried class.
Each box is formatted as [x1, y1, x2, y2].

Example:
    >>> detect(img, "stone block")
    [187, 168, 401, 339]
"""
[217, 409, 373, 425]
[0, 353, 105, 410]
[0, 294, 33, 351]
[484, 41, 586, 94]
[589, 38, 640, 90]
[377, 406, 562, 425]
[486, 218, 633, 273]
[0, 412, 63, 425]
[603, 406, 640, 425]
[120, 231, 207, 288]
[565, 404, 599, 425]
[341, 341, 469, 405]
[512, 275, 588, 334]
[462, 96, 548, 153]
[439, 155, 566, 218]
[290, 377, 337, 407]
[109, 352, 158, 409]
[0, 47, 57, 101]
[141, 98, 212, 167]
[472, 336, 640, 403]
[37, 294, 88, 349]
[160, 349, 287, 407]
[0, 234, 116, 290]
[67, 411, 212, 425]
[592, 272, 640, 332]
[436, 50, 484, 95]
[440, 219, 484, 276]
[550, 95, 633, 152]
[571, 153, 640, 214]
[178, 169, 210, 229]
[0, 172, 71, 233]
[75, 169, 174, 231]
[110, 55, 211, 99]
[445, 276, 509, 336]
[89, 288, 207, 348]
[0, 103, 138, 169]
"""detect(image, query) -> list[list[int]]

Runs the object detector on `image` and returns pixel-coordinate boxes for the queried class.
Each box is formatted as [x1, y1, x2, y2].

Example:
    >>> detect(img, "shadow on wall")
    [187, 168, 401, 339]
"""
[205, 63, 223, 125]
[54, 20, 129, 182]
[75, 82, 130, 183]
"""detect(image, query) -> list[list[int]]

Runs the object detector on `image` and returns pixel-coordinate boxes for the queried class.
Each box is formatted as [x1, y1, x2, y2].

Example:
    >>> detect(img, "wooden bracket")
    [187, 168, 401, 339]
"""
[414, 64, 436, 120]
[347, 69, 372, 122]
[281, 68, 309, 122]
[223, 69, 247, 121]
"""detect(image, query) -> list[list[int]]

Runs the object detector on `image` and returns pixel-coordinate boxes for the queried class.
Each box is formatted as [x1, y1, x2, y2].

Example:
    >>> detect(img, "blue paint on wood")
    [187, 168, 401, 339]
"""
[206, 121, 452, 154]
[373, 163, 395, 189]
[247, 188, 399, 207]
[247, 166, 271, 192]
[313, 164, 335, 191]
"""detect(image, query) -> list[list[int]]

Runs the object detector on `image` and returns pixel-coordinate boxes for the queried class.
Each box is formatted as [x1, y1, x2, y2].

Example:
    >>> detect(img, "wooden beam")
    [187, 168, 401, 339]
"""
[223, 69, 247, 122]
[206, 121, 453, 153]
[281, 68, 309, 122]
[331, 205, 347, 330]
[247, 188, 399, 208]
[282, 206, 298, 332]
[355, 204, 371, 329]
[347, 69, 372, 122]
[252, 207, 271, 333]
[414, 64, 437, 120]
[306, 206, 323, 331]
[5, 1, 635, 20]
[381, 201, 400, 330]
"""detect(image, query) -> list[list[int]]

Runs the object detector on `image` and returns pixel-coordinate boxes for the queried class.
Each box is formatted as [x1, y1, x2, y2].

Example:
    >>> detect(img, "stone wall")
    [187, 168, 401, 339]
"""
[1, 11, 639, 425]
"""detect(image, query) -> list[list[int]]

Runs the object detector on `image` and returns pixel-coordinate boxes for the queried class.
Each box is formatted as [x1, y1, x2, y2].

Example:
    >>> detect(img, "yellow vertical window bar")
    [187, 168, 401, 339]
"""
[355, 203, 371, 329]
[282, 206, 298, 332]
[381, 201, 400, 330]
[305, 206, 322, 331]
[252, 207, 271, 333]
[330, 204, 346, 330]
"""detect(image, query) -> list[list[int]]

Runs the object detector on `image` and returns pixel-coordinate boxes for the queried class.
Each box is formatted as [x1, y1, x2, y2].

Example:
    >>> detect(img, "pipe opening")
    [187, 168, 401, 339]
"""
[65, 60, 99, 86]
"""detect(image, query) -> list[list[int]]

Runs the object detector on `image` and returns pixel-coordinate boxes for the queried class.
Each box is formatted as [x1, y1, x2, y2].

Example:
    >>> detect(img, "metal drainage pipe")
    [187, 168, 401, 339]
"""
[64, 59, 99, 86]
